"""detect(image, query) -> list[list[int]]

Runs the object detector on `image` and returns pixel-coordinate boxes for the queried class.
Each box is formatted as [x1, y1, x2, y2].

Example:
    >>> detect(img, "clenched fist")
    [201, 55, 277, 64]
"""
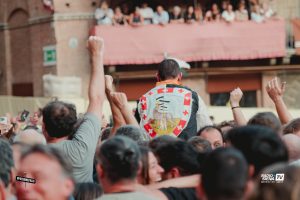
[87, 36, 104, 55]
[230, 87, 243, 107]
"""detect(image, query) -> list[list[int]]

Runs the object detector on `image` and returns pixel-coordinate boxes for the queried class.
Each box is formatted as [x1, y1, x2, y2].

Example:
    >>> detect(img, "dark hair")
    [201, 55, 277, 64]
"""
[188, 136, 212, 153]
[217, 120, 238, 140]
[198, 125, 224, 143]
[139, 146, 150, 185]
[74, 182, 103, 200]
[250, 163, 300, 200]
[202, 148, 248, 200]
[283, 118, 300, 135]
[21, 144, 73, 179]
[154, 140, 200, 176]
[0, 138, 14, 187]
[42, 101, 77, 138]
[115, 125, 147, 145]
[226, 126, 288, 176]
[247, 112, 281, 133]
[97, 136, 141, 183]
[149, 135, 179, 153]
[157, 59, 181, 81]
[217, 120, 237, 129]
[101, 127, 111, 141]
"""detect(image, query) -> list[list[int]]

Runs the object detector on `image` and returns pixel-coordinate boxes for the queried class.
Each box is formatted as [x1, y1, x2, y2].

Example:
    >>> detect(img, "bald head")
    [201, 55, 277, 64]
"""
[14, 129, 47, 145]
[282, 134, 300, 162]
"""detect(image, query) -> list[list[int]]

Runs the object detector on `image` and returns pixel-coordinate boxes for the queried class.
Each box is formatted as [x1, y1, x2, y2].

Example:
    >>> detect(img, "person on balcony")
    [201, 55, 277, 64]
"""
[113, 7, 127, 25]
[221, 0, 229, 12]
[184, 6, 197, 24]
[169, 6, 184, 24]
[222, 4, 235, 22]
[129, 7, 144, 27]
[205, 3, 221, 22]
[235, 0, 249, 21]
[95, 1, 114, 25]
[153, 6, 169, 25]
[260, 2, 276, 19]
[139, 2, 154, 25]
[194, 4, 204, 22]
[251, 4, 264, 23]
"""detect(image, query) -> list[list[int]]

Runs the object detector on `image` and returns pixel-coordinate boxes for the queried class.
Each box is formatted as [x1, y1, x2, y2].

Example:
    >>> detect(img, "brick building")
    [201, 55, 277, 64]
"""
[0, 0, 300, 108]
[0, 0, 96, 97]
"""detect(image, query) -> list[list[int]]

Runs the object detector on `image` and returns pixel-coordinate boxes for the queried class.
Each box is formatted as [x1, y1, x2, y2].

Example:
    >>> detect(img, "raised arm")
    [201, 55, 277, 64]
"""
[110, 92, 139, 127]
[230, 87, 247, 126]
[86, 36, 105, 120]
[147, 174, 200, 190]
[105, 75, 126, 134]
[266, 77, 293, 124]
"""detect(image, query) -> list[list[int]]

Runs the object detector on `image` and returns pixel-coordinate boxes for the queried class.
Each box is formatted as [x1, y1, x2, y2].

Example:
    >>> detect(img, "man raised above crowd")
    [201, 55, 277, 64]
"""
[42, 36, 105, 183]
[137, 59, 212, 140]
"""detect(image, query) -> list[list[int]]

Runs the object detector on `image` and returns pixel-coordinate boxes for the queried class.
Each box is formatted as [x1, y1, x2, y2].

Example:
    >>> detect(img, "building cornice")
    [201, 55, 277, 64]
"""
[53, 12, 94, 21]
[0, 12, 94, 30]
[113, 65, 300, 80]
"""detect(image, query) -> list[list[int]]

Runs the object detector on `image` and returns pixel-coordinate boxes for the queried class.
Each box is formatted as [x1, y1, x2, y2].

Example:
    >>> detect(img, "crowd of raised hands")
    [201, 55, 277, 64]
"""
[229, 77, 293, 128]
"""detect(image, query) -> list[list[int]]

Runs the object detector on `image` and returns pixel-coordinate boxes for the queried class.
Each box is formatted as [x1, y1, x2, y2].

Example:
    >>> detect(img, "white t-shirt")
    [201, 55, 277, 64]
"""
[140, 7, 154, 24]
[153, 11, 169, 24]
[50, 113, 101, 183]
[95, 8, 114, 25]
[140, 7, 154, 19]
[264, 8, 275, 18]
[251, 12, 264, 23]
[222, 11, 235, 22]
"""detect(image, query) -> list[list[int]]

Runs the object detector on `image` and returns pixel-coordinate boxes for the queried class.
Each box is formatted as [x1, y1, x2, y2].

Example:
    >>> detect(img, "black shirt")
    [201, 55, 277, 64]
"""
[169, 13, 183, 21]
[184, 13, 196, 22]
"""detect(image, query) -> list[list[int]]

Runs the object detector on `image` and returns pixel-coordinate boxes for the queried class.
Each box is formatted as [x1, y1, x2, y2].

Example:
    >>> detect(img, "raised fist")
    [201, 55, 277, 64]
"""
[87, 36, 104, 55]
[230, 87, 243, 107]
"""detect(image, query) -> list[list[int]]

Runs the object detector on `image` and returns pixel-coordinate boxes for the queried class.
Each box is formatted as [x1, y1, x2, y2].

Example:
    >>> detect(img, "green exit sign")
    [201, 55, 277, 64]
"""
[43, 45, 56, 66]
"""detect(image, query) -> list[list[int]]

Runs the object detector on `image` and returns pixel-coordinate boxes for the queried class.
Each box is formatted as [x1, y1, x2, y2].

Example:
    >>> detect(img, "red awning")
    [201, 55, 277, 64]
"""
[91, 20, 286, 65]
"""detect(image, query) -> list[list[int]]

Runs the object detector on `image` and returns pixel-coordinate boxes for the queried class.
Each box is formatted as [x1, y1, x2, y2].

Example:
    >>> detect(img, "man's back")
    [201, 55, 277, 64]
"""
[138, 84, 199, 140]
[138, 59, 212, 140]
[47, 36, 105, 183]
[50, 113, 101, 182]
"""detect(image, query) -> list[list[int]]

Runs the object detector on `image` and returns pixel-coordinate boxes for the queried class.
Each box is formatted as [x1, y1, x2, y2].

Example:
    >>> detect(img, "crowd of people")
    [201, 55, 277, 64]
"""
[95, 0, 277, 26]
[0, 36, 299, 200]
